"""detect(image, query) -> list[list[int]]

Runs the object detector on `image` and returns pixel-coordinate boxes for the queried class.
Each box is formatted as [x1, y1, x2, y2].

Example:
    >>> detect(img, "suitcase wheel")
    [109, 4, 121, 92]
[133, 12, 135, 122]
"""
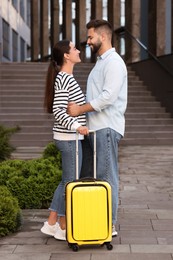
[68, 243, 79, 252]
[72, 244, 79, 252]
[105, 242, 113, 250]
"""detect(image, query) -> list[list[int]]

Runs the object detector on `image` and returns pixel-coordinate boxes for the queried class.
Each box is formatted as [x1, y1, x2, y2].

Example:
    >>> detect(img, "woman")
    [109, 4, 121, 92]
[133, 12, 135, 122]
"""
[41, 40, 89, 240]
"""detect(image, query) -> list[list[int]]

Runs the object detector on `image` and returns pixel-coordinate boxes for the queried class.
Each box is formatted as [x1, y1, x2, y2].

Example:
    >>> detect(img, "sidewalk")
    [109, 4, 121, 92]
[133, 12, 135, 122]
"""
[1, 145, 173, 260]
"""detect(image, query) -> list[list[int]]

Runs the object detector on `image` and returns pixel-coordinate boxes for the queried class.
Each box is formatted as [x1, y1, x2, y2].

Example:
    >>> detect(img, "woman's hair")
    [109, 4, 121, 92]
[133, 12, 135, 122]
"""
[44, 40, 71, 113]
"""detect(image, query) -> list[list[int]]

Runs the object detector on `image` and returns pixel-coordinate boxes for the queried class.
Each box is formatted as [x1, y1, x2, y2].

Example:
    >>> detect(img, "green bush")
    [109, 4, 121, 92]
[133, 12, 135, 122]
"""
[42, 142, 62, 169]
[0, 143, 63, 237]
[0, 125, 20, 162]
[0, 157, 62, 209]
[0, 186, 22, 237]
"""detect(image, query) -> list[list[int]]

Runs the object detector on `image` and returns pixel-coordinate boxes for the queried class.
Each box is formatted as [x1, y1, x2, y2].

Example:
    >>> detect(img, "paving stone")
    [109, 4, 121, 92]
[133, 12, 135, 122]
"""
[91, 253, 173, 260]
[118, 211, 157, 220]
[120, 191, 170, 201]
[154, 210, 173, 219]
[13, 244, 67, 253]
[0, 245, 16, 254]
[119, 230, 157, 244]
[119, 176, 139, 184]
[157, 238, 168, 245]
[0, 253, 51, 260]
[131, 244, 173, 253]
[120, 224, 153, 231]
[155, 231, 173, 244]
[122, 184, 148, 192]
[51, 253, 91, 259]
[121, 236, 157, 245]
[148, 201, 173, 210]
[152, 220, 173, 231]
[0, 237, 47, 245]
[118, 204, 148, 209]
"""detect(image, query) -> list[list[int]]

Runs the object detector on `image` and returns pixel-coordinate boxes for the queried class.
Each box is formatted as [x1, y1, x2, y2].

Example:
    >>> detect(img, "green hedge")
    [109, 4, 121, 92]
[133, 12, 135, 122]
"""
[0, 186, 22, 237]
[0, 142, 62, 237]
[0, 142, 62, 209]
[0, 125, 20, 162]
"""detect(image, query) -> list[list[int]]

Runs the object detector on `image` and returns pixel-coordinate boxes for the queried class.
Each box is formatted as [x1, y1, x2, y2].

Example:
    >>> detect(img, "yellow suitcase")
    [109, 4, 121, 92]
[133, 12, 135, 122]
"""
[66, 131, 113, 251]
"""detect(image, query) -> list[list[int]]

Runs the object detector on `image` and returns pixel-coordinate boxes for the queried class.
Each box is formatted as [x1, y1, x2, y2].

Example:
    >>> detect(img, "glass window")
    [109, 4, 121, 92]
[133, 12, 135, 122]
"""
[27, 44, 31, 61]
[20, 37, 25, 61]
[12, 0, 18, 11]
[20, 0, 25, 20]
[27, 0, 31, 27]
[2, 19, 10, 59]
[12, 30, 18, 61]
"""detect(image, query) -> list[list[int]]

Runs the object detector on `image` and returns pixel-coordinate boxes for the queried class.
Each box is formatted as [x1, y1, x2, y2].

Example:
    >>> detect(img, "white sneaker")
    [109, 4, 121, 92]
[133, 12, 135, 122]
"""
[41, 221, 59, 236]
[112, 225, 118, 237]
[54, 225, 66, 241]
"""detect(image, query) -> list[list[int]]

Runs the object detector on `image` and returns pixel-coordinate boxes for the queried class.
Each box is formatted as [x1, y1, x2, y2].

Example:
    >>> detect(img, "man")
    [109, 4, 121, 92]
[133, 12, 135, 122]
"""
[68, 19, 128, 236]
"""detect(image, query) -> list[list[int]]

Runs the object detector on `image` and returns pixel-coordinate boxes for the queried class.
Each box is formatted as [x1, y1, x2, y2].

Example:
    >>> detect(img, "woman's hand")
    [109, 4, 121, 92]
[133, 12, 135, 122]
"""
[77, 126, 89, 135]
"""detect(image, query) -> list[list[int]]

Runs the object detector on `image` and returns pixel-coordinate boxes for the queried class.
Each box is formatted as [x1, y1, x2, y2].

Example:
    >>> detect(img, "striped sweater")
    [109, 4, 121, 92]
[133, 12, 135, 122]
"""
[52, 71, 86, 141]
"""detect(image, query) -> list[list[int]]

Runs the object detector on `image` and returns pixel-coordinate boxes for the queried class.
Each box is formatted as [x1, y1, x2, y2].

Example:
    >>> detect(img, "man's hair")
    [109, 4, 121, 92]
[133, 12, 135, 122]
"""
[86, 19, 112, 33]
[86, 19, 113, 40]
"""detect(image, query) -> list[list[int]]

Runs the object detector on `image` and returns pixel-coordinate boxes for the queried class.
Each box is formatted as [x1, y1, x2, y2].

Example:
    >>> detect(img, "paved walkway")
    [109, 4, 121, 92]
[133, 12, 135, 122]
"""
[1, 145, 173, 260]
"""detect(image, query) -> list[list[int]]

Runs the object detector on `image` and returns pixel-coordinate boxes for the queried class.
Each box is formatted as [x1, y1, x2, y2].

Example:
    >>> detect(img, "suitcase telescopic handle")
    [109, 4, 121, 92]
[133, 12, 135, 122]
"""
[76, 130, 96, 180]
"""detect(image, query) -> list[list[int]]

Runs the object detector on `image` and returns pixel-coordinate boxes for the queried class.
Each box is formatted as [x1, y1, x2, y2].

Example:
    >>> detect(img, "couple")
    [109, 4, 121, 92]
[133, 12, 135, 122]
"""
[41, 19, 128, 241]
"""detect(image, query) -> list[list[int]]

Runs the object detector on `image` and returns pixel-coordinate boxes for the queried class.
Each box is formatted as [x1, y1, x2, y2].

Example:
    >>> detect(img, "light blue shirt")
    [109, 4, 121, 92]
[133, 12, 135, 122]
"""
[86, 48, 128, 136]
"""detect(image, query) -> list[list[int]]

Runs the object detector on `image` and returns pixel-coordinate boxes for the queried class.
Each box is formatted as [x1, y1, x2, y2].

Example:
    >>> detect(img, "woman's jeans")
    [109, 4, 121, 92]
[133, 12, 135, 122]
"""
[49, 139, 82, 216]
[81, 128, 121, 225]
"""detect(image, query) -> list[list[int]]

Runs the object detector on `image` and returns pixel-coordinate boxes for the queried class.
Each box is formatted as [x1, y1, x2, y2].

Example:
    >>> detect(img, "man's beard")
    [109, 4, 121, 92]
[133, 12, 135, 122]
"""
[90, 41, 102, 54]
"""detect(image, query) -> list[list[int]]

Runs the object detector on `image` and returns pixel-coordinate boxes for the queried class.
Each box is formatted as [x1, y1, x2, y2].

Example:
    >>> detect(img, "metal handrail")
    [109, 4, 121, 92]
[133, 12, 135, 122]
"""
[114, 26, 173, 78]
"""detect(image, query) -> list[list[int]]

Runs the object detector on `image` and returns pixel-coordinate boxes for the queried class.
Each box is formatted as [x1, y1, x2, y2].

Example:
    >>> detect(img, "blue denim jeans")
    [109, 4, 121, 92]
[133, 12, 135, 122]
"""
[81, 128, 121, 224]
[49, 139, 82, 216]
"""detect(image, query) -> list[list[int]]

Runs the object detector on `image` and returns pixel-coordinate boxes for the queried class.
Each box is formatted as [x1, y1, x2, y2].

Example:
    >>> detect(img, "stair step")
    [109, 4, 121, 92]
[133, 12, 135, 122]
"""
[10, 139, 51, 147]
[0, 108, 45, 113]
[12, 125, 53, 133]
[1, 95, 43, 102]
[125, 112, 170, 118]
[11, 147, 45, 160]
[127, 101, 161, 107]
[0, 113, 52, 120]
[125, 125, 173, 131]
[1, 119, 53, 127]
[0, 101, 43, 107]
[126, 118, 173, 125]
[125, 131, 173, 138]
[120, 138, 173, 145]
[126, 108, 165, 113]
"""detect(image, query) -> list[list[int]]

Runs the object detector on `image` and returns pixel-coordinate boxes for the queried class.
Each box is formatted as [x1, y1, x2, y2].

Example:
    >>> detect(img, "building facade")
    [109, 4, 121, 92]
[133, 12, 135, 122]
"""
[0, 0, 172, 63]
[30, 0, 173, 63]
[0, 0, 31, 62]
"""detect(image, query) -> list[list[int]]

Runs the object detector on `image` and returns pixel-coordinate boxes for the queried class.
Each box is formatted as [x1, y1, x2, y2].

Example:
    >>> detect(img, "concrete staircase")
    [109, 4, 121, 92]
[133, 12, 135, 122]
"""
[124, 68, 173, 145]
[0, 62, 173, 159]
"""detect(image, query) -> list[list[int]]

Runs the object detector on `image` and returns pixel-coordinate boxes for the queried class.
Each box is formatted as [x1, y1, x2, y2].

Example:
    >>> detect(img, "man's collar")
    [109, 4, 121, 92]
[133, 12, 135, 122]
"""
[98, 48, 115, 60]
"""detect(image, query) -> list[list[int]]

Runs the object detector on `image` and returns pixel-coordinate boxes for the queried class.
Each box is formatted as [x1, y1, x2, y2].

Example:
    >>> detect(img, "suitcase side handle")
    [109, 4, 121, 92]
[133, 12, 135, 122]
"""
[76, 130, 96, 180]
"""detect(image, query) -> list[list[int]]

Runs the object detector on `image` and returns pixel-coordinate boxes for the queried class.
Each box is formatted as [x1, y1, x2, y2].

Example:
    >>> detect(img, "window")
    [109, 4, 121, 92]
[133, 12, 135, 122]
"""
[20, 37, 25, 61]
[12, 30, 18, 61]
[27, 0, 31, 27]
[20, 0, 25, 20]
[12, 0, 18, 11]
[27, 44, 31, 61]
[3, 20, 10, 59]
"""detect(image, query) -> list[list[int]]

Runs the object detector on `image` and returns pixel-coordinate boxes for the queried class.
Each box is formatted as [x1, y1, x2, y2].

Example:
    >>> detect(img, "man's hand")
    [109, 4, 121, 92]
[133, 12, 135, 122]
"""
[67, 102, 81, 116]
[77, 126, 89, 135]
